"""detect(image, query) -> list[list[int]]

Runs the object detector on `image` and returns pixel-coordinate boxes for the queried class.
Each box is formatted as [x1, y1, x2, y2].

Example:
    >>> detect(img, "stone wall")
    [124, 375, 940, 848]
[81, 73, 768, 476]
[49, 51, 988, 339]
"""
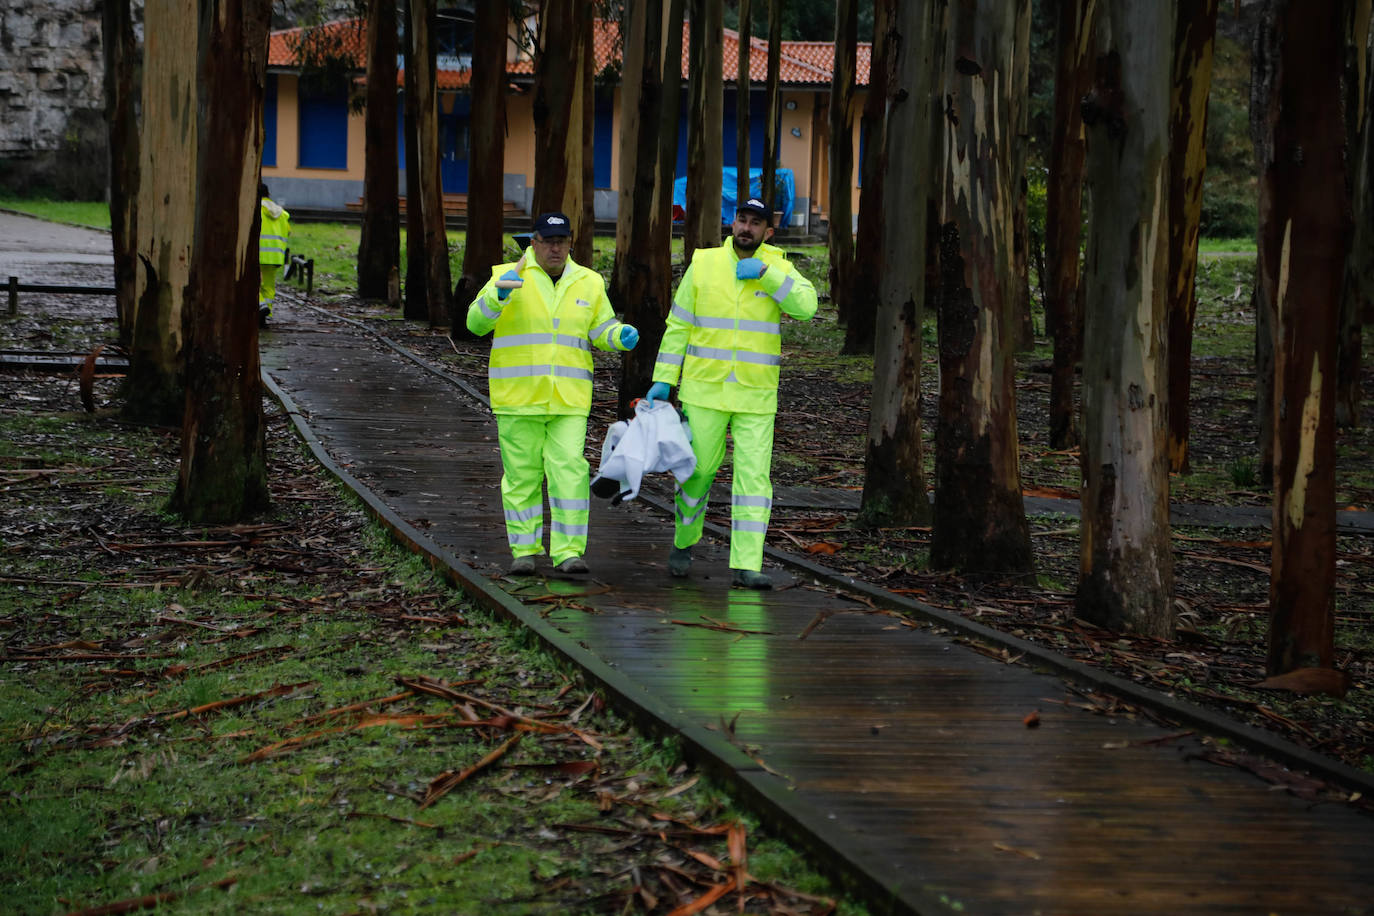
[0, 0, 108, 198]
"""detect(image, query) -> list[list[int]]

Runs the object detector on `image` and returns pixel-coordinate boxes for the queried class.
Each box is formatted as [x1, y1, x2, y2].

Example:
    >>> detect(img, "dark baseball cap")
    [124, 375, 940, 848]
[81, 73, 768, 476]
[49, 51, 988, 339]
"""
[736, 197, 772, 223]
[533, 212, 572, 237]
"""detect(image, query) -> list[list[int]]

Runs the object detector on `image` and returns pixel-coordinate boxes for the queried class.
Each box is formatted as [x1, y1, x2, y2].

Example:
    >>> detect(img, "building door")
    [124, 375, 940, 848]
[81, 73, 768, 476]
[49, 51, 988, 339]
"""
[440, 94, 470, 193]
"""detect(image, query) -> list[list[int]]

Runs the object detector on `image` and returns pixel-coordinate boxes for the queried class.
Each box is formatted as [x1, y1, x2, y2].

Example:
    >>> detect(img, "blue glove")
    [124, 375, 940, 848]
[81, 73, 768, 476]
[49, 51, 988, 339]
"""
[618, 325, 639, 350]
[736, 257, 766, 280]
[496, 269, 521, 301]
[645, 382, 671, 405]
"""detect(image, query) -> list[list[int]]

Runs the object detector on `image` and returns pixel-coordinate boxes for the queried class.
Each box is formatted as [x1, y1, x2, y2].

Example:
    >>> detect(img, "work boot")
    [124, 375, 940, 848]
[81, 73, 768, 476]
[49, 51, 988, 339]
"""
[555, 556, 589, 574]
[731, 569, 773, 590]
[668, 546, 692, 578]
[509, 556, 536, 575]
[258, 305, 270, 328]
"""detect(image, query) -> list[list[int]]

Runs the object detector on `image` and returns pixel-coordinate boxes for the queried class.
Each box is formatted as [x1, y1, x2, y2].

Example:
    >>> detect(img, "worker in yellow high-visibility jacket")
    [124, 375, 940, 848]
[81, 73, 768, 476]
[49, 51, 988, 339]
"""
[258, 182, 291, 327]
[467, 211, 639, 576]
[645, 197, 818, 589]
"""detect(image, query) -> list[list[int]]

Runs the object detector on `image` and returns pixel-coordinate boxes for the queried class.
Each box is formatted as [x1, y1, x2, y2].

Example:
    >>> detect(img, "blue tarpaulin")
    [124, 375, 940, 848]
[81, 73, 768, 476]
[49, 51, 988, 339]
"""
[673, 167, 795, 228]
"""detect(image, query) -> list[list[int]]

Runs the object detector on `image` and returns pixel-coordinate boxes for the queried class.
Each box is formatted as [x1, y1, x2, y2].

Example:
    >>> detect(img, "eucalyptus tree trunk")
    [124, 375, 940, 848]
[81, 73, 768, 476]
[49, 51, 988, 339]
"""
[568, 2, 596, 264]
[828, 0, 858, 327]
[128, 0, 198, 427]
[685, 0, 724, 263]
[402, 0, 427, 320]
[736, 0, 752, 206]
[760, 0, 781, 212]
[859, 1, 943, 529]
[1044, 0, 1096, 449]
[170, 0, 272, 523]
[1076, 2, 1176, 638]
[1010, 5, 1034, 352]
[1165, 0, 1220, 474]
[358, 0, 400, 304]
[102, 0, 139, 348]
[532, 0, 579, 216]
[454, 0, 507, 332]
[412, 0, 451, 327]
[1261, 0, 1352, 675]
[1251, 8, 1278, 485]
[1336, 2, 1373, 427]
[930, 0, 1034, 579]
[611, 0, 672, 415]
[844, 0, 892, 357]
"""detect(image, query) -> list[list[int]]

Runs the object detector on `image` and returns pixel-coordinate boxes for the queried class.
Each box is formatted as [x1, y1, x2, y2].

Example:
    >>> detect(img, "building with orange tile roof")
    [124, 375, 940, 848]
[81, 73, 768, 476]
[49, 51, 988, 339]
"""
[262, 16, 871, 231]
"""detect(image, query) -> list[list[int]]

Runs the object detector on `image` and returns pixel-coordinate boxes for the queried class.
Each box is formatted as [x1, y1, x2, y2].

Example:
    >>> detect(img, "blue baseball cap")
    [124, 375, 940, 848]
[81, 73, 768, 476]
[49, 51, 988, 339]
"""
[736, 197, 772, 224]
[533, 212, 572, 237]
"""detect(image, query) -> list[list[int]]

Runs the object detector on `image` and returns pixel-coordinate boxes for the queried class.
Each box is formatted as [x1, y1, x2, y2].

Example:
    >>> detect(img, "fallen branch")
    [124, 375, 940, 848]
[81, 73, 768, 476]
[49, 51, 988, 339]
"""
[420, 732, 523, 809]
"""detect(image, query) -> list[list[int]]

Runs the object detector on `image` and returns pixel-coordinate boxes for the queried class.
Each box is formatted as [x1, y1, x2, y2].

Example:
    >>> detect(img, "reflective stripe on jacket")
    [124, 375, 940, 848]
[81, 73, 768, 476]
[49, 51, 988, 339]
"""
[466, 256, 630, 415]
[259, 199, 291, 265]
[652, 239, 817, 403]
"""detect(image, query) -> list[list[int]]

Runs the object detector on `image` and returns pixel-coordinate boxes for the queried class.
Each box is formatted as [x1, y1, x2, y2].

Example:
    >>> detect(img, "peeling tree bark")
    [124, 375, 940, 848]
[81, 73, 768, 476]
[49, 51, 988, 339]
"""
[844, 0, 892, 357]
[1251, 6, 1279, 486]
[1165, 0, 1219, 474]
[412, 0, 451, 328]
[128, 0, 198, 427]
[1077, 3, 1175, 638]
[171, 0, 272, 523]
[402, 0, 427, 320]
[102, 0, 139, 349]
[1044, 0, 1095, 450]
[1336, 1, 1373, 427]
[736, 0, 753, 207]
[532, 0, 579, 217]
[685, 0, 724, 263]
[565, 1, 596, 264]
[828, 0, 858, 328]
[859, 1, 942, 529]
[611, 0, 673, 416]
[454, 0, 507, 335]
[931, 0, 1034, 579]
[761, 0, 781, 212]
[1263, 0, 1351, 675]
[358, 0, 400, 305]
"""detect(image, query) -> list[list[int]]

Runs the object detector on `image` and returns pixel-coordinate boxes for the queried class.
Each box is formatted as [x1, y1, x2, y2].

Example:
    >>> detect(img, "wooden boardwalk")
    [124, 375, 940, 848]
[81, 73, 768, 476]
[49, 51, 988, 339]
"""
[260, 300, 1374, 915]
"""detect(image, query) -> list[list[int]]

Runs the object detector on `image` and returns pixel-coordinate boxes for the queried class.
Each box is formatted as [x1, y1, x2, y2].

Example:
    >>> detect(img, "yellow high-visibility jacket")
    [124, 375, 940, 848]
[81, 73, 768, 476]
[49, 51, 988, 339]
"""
[467, 256, 632, 415]
[653, 239, 817, 414]
[259, 198, 291, 266]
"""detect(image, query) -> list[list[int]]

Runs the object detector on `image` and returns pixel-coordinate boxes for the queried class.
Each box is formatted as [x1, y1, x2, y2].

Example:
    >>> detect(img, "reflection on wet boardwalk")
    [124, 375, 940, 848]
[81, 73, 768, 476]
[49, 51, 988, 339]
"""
[262, 301, 1374, 915]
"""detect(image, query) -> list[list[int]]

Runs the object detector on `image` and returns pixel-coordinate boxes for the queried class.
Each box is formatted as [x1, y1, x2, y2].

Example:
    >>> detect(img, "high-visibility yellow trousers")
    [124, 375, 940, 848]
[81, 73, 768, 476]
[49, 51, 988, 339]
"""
[496, 413, 590, 565]
[259, 262, 278, 312]
[674, 404, 774, 572]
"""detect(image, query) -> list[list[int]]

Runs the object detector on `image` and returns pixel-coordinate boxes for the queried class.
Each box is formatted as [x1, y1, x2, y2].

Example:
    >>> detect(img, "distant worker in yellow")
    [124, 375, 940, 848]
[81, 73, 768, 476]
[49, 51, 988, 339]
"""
[258, 182, 291, 327]
[467, 212, 640, 576]
[645, 197, 817, 589]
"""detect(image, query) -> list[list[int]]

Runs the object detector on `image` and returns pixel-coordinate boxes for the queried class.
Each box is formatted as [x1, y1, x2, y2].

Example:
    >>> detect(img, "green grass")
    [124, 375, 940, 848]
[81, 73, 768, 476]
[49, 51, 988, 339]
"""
[1, 406, 868, 916]
[0, 197, 112, 230]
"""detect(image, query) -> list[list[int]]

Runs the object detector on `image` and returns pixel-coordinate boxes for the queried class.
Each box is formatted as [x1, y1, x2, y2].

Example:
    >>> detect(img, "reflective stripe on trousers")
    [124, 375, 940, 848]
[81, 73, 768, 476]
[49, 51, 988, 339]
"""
[673, 403, 774, 572]
[496, 413, 591, 564]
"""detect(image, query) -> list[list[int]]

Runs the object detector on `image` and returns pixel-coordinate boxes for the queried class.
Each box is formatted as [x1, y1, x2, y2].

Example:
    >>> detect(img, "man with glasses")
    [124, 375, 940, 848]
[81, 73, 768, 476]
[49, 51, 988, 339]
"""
[644, 197, 817, 589]
[467, 212, 639, 576]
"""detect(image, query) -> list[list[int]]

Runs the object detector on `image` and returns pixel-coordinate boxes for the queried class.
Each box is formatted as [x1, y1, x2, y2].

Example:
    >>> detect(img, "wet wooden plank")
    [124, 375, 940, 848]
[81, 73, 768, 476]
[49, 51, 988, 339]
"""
[263, 309, 1374, 914]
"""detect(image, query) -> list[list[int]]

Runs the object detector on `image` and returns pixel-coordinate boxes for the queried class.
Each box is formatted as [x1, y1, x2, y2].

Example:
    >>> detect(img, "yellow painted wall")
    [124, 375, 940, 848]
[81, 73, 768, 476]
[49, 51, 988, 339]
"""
[503, 92, 536, 188]
[261, 74, 366, 182]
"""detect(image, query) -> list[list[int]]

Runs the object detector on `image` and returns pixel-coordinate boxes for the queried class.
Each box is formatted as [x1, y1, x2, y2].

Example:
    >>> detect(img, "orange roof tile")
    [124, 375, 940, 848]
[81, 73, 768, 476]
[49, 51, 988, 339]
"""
[270, 18, 872, 88]
[269, 18, 367, 70]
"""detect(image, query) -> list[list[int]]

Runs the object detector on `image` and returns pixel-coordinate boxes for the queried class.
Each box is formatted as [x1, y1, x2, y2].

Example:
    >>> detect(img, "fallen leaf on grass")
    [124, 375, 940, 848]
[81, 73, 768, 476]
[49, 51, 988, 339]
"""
[64, 874, 237, 915]
[421, 732, 523, 809]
